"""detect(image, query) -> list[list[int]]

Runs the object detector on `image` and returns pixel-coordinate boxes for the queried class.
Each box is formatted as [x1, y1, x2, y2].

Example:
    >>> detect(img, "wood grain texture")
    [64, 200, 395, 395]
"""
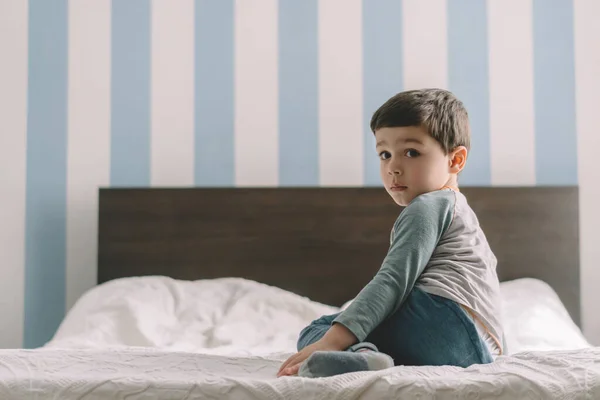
[98, 186, 580, 325]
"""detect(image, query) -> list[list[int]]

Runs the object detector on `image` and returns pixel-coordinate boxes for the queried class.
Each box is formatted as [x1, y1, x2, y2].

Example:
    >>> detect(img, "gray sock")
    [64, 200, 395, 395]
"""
[298, 347, 394, 378]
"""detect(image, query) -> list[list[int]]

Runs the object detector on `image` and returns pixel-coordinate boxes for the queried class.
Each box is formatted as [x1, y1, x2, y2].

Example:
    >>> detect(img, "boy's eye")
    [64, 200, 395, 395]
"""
[405, 149, 420, 158]
[379, 151, 391, 160]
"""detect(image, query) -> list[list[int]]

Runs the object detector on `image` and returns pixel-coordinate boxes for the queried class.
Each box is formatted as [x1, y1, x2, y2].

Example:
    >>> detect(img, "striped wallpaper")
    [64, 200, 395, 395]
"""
[0, 0, 599, 348]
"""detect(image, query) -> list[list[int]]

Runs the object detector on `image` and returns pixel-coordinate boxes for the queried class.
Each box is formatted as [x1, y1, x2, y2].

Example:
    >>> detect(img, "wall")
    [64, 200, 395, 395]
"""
[0, 0, 598, 348]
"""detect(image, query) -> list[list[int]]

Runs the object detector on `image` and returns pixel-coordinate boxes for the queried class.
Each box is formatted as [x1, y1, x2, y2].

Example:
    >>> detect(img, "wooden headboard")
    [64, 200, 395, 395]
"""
[97, 187, 580, 325]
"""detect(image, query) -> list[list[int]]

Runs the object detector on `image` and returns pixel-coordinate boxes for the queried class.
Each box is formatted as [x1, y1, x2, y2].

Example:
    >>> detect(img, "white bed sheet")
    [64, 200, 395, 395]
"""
[0, 276, 596, 399]
[0, 346, 599, 399]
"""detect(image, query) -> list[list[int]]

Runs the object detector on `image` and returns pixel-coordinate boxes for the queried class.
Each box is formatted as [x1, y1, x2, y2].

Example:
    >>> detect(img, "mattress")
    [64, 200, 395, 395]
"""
[0, 346, 599, 399]
[0, 276, 596, 399]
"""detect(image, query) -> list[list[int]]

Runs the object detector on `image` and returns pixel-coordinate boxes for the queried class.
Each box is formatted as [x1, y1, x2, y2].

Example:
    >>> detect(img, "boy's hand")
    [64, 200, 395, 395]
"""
[277, 323, 357, 377]
[277, 339, 338, 377]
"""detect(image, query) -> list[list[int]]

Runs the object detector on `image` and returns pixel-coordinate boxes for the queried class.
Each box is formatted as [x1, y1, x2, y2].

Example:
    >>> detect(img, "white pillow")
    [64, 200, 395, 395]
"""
[49, 275, 589, 356]
[46, 276, 337, 356]
[500, 278, 590, 354]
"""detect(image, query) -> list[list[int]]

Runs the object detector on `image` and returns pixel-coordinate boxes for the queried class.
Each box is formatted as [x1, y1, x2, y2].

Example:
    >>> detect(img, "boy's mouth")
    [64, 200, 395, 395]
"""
[390, 184, 407, 192]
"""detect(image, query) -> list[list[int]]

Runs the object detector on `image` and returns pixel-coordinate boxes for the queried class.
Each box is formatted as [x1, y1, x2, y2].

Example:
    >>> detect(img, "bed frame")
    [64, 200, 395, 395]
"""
[97, 187, 580, 326]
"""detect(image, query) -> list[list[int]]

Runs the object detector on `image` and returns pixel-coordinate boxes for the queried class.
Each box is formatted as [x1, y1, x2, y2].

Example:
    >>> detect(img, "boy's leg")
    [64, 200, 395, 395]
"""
[365, 287, 494, 367]
[297, 313, 340, 351]
[298, 345, 394, 378]
[296, 313, 393, 378]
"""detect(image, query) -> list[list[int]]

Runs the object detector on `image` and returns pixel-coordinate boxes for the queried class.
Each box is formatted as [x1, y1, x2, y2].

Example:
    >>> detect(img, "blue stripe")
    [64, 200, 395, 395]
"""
[278, 0, 319, 186]
[24, 0, 68, 348]
[447, 0, 490, 186]
[533, 0, 577, 185]
[362, 0, 403, 186]
[194, 0, 234, 186]
[111, 0, 151, 186]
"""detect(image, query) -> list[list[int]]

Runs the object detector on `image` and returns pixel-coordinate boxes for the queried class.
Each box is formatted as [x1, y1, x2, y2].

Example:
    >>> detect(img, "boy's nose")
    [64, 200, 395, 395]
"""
[387, 158, 403, 175]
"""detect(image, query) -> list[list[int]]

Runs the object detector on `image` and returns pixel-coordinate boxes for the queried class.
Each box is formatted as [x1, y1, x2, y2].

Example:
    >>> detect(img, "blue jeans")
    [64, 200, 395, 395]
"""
[298, 287, 493, 367]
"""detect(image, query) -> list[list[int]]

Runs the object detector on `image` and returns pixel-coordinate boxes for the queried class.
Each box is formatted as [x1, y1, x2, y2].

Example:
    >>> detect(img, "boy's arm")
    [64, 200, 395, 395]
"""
[333, 191, 455, 342]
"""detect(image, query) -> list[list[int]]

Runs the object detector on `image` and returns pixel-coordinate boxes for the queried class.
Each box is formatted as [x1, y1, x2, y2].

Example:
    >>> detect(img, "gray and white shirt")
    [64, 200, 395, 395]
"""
[334, 188, 505, 355]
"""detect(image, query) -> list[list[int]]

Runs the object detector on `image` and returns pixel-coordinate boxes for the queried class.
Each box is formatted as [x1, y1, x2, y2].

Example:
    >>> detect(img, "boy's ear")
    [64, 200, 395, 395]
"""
[449, 146, 468, 173]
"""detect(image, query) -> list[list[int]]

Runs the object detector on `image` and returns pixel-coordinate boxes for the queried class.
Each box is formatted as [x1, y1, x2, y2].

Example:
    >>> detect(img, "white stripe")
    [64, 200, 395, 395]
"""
[0, 0, 27, 348]
[66, 0, 111, 311]
[402, 0, 448, 90]
[151, 0, 194, 187]
[488, 0, 536, 186]
[234, 0, 279, 186]
[574, 0, 600, 346]
[318, 0, 364, 186]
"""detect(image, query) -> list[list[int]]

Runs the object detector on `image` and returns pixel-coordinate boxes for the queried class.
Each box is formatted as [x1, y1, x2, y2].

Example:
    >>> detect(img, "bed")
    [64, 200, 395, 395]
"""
[1, 186, 598, 399]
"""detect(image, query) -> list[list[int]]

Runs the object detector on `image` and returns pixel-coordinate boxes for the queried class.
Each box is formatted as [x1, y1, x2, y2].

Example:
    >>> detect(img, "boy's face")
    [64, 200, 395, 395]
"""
[375, 126, 464, 206]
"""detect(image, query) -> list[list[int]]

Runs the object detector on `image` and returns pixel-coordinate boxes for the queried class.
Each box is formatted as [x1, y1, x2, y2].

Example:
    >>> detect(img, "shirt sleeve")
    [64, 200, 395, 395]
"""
[333, 190, 455, 342]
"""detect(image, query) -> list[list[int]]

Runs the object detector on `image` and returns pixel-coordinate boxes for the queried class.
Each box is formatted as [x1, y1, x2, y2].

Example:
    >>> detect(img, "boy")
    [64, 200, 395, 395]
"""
[277, 88, 505, 378]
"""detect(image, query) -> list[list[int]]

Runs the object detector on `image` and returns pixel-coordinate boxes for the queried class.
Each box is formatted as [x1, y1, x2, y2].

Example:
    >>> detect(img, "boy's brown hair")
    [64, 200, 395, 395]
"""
[370, 88, 470, 154]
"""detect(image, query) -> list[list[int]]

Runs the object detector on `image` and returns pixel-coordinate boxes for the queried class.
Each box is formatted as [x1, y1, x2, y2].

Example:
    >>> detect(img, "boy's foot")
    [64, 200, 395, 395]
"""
[298, 345, 394, 378]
